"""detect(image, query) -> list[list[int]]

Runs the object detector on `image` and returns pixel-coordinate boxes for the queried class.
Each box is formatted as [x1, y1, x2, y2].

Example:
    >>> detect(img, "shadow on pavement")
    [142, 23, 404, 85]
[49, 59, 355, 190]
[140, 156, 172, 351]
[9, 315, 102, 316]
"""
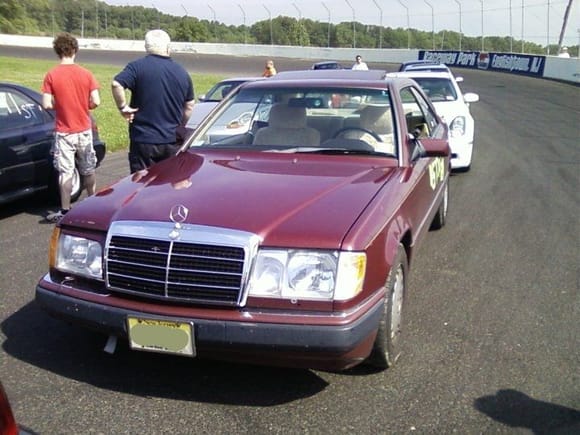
[2, 302, 329, 406]
[475, 389, 580, 434]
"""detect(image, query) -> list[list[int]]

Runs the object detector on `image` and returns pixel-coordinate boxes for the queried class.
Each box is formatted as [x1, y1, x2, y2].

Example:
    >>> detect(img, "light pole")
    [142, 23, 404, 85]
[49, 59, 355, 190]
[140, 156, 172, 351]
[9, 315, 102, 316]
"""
[521, 0, 525, 52]
[371, 0, 383, 49]
[344, 0, 356, 48]
[398, 0, 410, 50]
[151, 3, 160, 28]
[51, 1, 55, 37]
[95, 0, 99, 38]
[293, 3, 302, 21]
[321, 2, 331, 48]
[238, 4, 247, 44]
[293, 2, 303, 46]
[131, 6, 135, 40]
[509, 0, 513, 52]
[208, 4, 216, 22]
[454, 0, 462, 51]
[546, 0, 550, 54]
[181, 4, 188, 17]
[557, 0, 574, 54]
[480, 0, 484, 51]
[263, 4, 273, 45]
[424, 0, 434, 50]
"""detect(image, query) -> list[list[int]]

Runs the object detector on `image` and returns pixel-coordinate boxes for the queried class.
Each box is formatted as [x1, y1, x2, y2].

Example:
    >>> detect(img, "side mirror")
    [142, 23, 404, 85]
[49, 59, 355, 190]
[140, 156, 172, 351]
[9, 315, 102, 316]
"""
[407, 133, 450, 161]
[463, 93, 480, 103]
[408, 133, 426, 161]
[455, 76, 464, 83]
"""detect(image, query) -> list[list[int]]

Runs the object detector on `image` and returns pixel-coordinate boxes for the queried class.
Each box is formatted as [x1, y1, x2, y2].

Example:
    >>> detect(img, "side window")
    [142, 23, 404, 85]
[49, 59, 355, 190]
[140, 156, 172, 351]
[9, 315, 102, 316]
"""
[0, 89, 46, 132]
[399, 86, 438, 138]
[413, 89, 438, 132]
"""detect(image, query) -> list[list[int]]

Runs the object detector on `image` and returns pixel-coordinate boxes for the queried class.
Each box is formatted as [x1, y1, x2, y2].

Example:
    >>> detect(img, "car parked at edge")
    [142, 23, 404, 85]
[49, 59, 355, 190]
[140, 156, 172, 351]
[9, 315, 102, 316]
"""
[398, 60, 452, 74]
[388, 70, 479, 171]
[0, 82, 106, 205]
[312, 61, 345, 70]
[35, 69, 450, 372]
[186, 77, 263, 131]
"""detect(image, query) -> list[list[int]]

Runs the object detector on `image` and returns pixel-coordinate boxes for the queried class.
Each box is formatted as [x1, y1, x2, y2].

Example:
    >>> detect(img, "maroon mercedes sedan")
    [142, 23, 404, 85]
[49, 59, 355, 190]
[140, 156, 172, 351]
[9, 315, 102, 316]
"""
[36, 69, 450, 371]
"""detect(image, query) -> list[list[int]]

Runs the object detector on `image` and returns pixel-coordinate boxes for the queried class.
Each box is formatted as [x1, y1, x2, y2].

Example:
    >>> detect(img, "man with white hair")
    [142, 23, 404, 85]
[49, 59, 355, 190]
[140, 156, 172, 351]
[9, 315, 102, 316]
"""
[558, 46, 570, 58]
[112, 29, 195, 173]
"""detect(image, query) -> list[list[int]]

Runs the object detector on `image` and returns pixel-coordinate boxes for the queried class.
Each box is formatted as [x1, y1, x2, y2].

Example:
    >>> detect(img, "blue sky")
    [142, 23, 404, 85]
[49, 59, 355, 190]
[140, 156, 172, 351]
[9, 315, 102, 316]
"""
[106, 0, 579, 46]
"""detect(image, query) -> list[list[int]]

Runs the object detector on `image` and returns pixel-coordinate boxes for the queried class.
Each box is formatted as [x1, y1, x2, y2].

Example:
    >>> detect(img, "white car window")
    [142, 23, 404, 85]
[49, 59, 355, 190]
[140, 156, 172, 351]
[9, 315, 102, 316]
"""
[412, 78, 458, 102]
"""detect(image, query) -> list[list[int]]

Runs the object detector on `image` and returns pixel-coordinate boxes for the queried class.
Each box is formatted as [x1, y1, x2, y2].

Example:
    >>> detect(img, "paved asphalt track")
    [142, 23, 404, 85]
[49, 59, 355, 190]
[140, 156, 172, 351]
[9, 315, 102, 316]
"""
[0, 46, 579, 434]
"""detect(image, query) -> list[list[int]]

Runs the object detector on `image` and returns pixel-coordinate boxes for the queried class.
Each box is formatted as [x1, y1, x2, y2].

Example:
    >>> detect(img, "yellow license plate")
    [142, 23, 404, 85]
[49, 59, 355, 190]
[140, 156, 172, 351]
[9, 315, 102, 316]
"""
[127, 317, 195, 357]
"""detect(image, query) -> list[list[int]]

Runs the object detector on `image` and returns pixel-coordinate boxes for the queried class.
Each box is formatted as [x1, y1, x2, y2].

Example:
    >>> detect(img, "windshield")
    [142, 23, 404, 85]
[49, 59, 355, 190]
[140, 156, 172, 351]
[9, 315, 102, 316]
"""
[188, 86, 397, 157]
[411, 77, 458, 102]
[202, 80, 247, 102]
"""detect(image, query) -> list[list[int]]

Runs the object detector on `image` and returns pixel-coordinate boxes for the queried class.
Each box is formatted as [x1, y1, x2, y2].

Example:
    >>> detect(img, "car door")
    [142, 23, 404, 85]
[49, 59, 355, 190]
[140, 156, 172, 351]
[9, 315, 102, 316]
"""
[399, 85, 448, 245]
[0, 86, 55, 199]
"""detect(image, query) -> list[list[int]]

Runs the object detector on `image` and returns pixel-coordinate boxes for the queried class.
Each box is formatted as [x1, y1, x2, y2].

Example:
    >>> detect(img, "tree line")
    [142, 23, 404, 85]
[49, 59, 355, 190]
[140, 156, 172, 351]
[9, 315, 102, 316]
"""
[1, 0, 576, 56]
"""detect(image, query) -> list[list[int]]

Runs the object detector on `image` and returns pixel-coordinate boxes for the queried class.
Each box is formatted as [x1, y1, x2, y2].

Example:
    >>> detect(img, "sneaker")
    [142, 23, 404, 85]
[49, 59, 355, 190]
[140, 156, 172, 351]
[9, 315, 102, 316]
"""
[45, 209, 68, 223]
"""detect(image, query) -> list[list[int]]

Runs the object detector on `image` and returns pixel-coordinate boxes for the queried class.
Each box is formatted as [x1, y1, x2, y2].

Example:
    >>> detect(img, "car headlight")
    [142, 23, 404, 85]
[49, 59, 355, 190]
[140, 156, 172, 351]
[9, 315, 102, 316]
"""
[227, 111, 253, 129]
[50, 231, 103, 279]
[247, 249, 365, 301]
[449, 116, 466, 137]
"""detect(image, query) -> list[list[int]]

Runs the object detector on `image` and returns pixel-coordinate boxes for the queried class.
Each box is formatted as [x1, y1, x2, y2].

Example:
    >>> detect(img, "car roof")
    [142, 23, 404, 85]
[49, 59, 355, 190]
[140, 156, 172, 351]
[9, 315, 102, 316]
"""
[387, 71, 455, 80]
[239, 70, 418, 92]
[312, 61, 343, 68]
[0, 81, 32, 90]
[313, 61, 341, 65]
[399, 60, 448, 70]
[400, 60, 440, 66]
[218, 77, 264, 83]
[0, 82, 42, 100]
[271, 69, 388, 81]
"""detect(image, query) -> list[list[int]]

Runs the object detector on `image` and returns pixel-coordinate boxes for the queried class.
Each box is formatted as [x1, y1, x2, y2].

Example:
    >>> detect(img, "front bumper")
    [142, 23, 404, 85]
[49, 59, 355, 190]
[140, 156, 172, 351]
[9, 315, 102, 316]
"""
[449, 137, 473, 170]
[35, 283, 383, 371]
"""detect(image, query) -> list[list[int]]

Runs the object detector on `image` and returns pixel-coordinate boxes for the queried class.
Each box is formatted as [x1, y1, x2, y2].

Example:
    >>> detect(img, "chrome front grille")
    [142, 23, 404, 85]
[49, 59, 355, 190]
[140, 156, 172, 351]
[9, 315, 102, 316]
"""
[105, 221, 261, 306]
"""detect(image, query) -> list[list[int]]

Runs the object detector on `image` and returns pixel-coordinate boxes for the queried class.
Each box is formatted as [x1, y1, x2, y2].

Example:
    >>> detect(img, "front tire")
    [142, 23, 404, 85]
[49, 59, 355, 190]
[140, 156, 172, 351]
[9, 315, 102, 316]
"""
[69, 167, 82, 202]
[49, 167, 82, 204]
[367, 244, 408, 369]
[430, 177, 449, 230]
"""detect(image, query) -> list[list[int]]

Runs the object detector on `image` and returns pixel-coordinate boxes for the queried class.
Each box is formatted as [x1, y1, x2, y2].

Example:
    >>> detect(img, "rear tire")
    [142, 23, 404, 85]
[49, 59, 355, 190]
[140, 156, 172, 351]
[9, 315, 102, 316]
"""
[366, 244, 408, 369]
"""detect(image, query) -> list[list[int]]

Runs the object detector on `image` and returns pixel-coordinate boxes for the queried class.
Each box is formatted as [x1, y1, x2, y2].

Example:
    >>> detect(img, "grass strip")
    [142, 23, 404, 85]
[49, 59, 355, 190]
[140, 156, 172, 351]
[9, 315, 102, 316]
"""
[0, 55, 224, 153]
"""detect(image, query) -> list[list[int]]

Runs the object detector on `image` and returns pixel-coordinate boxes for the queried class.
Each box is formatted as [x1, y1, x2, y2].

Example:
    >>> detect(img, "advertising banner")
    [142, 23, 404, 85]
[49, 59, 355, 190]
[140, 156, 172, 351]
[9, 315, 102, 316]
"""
[419, 50, 546, 78]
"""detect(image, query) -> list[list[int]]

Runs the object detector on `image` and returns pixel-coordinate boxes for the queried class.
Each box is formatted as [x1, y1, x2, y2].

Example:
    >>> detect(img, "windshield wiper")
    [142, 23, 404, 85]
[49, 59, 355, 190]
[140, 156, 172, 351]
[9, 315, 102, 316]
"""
[295, 147, 395, 157]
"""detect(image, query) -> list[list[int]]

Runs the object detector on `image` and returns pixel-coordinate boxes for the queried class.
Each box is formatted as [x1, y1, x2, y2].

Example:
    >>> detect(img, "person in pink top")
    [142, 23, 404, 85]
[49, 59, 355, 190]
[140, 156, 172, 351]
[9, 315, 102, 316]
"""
[41, 32, 101, 222]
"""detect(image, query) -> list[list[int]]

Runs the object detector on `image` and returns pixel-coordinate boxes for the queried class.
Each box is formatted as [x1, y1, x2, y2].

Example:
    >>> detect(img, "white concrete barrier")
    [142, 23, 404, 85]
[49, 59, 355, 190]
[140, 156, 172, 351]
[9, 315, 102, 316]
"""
[0, 34, 577, 84]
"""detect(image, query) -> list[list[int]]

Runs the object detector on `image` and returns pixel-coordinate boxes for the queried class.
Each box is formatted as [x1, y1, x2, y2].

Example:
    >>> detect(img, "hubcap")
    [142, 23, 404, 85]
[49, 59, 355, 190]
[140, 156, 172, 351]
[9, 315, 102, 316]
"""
[71, 169, 81, 196]
[442, 181, 449, 217]
[389, 264, 404, 346]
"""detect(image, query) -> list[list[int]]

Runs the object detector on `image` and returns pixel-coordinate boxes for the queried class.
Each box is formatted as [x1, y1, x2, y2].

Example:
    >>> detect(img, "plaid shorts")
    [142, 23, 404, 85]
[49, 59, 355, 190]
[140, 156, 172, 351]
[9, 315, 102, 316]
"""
[53, 129, 96, 176]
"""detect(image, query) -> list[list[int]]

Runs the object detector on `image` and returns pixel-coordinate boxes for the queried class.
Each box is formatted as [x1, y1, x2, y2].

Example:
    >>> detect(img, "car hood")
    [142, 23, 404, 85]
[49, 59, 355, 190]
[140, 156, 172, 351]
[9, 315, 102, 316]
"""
[66, 151, 397, 248]
[432, 100, 471, 122]
[186, 102, 219, 129]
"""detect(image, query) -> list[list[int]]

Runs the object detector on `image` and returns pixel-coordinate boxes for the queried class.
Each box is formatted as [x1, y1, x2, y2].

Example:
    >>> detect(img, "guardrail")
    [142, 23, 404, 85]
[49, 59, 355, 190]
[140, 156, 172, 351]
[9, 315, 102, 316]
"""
[1, 34, 577, 84]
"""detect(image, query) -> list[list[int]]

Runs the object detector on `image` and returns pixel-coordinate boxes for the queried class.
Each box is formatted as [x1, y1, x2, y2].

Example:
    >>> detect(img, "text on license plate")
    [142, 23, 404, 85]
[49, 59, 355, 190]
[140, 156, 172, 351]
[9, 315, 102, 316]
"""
[127, 317, 195, 357]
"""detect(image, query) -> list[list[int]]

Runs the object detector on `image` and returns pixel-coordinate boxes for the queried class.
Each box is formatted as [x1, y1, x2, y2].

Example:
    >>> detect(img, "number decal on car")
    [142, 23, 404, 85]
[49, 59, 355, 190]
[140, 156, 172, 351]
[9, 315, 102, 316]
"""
[428, 157, 446, 190]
